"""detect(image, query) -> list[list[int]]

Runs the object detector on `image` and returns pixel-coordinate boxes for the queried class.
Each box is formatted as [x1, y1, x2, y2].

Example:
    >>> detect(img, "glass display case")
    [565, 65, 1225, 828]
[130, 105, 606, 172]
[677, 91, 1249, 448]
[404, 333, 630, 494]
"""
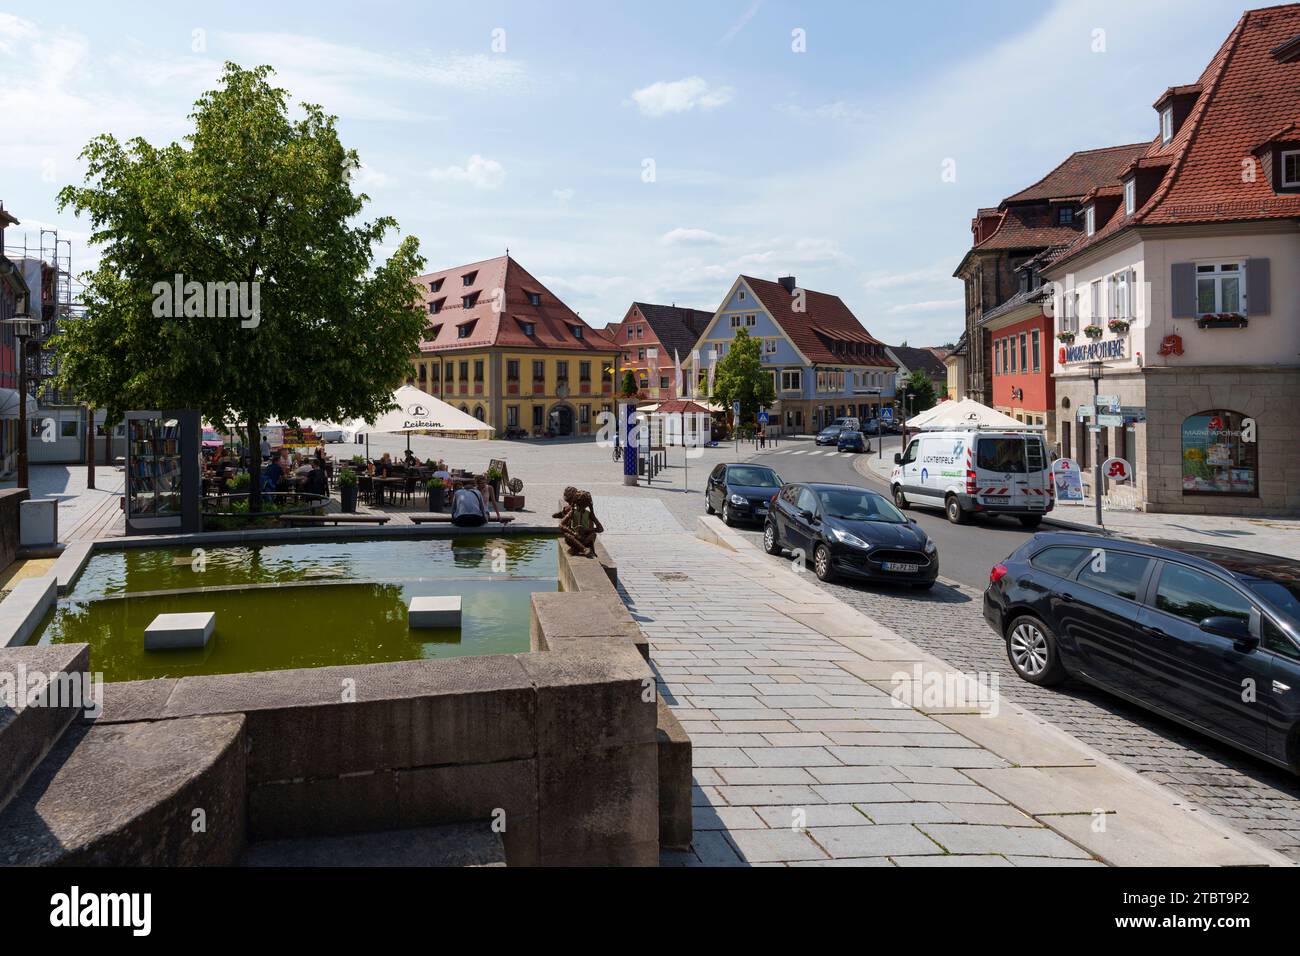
[124, 409, 202, 534]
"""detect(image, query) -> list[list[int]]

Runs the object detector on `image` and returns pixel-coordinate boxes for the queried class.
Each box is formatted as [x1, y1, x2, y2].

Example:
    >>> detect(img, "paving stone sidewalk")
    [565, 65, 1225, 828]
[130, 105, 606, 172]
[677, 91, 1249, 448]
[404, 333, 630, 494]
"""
[606, 532, 1097, 866]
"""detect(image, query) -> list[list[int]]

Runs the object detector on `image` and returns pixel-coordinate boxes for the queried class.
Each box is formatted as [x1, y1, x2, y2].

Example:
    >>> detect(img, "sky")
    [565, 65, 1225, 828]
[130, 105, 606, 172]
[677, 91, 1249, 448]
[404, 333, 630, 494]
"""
[0, 0, 1254, 346]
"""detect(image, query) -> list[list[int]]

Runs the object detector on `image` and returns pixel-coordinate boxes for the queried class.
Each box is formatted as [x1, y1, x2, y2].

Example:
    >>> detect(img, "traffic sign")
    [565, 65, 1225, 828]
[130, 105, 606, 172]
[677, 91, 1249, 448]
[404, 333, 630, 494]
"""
[1095, 394, 1120, 409]
[732, 401, 741, 423]
[758, 410, 769, 426]
[881, 406, 894, 421]
[1098, 414, 1123, 426]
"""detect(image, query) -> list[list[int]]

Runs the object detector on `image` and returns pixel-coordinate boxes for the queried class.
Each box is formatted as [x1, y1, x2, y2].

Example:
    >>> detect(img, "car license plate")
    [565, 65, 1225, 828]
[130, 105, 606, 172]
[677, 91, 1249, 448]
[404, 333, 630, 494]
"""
[1028, 499, 1046, 510]
[983, 495, 1009, 504]
[882, 561, 919, 573]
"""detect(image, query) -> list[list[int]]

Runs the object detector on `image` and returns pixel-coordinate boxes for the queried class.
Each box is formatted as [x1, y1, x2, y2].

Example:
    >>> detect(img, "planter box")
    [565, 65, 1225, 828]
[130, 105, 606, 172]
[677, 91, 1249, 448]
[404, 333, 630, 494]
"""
[1197, 316, 1248, 329]
[504, 495, 525, 511]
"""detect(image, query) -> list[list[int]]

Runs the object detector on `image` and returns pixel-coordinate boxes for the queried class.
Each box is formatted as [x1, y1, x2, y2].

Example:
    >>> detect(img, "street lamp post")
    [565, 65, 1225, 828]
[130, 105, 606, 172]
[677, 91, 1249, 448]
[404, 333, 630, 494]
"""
[1087, 360, 1105, 529]
[4, 305, 38, 491]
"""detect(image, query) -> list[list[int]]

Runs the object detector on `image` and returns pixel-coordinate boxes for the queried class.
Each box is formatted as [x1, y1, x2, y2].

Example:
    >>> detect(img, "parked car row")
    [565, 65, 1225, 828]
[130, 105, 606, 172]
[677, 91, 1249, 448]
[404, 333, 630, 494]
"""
[701, 459, 1300, 774]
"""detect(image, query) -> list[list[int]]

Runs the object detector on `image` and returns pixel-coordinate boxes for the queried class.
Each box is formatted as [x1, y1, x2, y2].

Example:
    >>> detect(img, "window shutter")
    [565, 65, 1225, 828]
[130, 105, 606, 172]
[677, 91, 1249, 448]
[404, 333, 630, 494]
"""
[1246, 258, 1270, 315]
[1170, 262, 1196, 318]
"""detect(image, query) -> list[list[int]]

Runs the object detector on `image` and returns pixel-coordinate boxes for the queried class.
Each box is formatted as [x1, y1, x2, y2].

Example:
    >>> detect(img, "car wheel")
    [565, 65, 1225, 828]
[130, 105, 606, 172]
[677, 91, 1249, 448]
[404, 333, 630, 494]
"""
[722, 503, 735, 527]
[1018, 515, 1042, 529]
[1006, 615, 1066, 686]
[705, 499, 715, 515]
[892, 485, 909, 510]
[813, 544, 835, 582]
[945, 495, 968, 524]
[763, 522, 782, 555]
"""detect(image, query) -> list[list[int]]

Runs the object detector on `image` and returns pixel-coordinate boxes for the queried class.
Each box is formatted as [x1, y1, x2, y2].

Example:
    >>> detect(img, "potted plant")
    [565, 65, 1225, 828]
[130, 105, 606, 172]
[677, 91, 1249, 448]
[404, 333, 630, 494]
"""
[485, 466, 503, 497]
[1056, 330, 1075, 344]
[337, 467, 358, 513]
[426, 476, 446, 512]
[1196, 312, 1248, 329]
[503, 477, 525, 511]
[1083, 324, 1104, 339]
[1107, 318, 1130, 333]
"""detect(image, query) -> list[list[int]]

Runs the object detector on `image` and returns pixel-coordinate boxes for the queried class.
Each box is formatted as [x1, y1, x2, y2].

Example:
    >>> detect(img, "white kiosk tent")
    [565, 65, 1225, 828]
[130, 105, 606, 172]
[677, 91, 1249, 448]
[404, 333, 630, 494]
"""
[907, 397, 1043, 431]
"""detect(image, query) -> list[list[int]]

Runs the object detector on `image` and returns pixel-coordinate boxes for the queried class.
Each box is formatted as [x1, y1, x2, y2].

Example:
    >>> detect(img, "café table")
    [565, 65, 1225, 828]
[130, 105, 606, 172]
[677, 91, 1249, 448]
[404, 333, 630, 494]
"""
[371, 476, 405, 506]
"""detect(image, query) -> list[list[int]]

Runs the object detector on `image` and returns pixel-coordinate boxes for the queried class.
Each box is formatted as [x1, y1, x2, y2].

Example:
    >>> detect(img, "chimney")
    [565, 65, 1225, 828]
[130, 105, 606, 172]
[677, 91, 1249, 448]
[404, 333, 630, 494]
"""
[778, 276, 796, 293]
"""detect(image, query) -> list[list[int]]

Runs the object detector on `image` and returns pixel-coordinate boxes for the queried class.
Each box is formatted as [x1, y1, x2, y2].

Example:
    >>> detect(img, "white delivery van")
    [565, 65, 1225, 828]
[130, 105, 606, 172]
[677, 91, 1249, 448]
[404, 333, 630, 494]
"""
[889, 429, 1053, 526]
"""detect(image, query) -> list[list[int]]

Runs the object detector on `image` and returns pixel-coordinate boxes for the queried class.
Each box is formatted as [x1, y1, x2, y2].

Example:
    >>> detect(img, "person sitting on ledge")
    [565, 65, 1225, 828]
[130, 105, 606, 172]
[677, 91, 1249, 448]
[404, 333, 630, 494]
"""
[560, 491, 603, 557]
[450, 475, 502, 526]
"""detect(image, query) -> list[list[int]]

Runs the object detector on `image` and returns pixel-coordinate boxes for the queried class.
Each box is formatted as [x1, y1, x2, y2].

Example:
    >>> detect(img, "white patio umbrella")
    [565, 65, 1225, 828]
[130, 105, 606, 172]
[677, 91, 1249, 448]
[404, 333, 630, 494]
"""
[353, 384, 494, 453]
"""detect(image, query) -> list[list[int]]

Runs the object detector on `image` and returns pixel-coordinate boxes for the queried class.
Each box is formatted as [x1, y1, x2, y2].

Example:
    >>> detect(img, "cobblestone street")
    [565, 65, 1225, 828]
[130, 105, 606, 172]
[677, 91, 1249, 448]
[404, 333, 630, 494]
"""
[735, 525, 1300, 860]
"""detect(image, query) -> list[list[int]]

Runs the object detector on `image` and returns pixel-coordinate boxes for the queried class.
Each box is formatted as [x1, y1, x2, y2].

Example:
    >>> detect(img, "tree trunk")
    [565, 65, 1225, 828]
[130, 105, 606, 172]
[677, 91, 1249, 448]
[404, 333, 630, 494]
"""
[247, 417, 262, 513]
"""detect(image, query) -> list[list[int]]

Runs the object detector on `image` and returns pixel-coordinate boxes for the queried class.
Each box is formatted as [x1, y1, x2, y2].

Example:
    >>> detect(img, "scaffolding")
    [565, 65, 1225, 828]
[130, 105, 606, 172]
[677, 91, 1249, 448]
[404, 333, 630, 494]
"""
[3, 226, 83, 405]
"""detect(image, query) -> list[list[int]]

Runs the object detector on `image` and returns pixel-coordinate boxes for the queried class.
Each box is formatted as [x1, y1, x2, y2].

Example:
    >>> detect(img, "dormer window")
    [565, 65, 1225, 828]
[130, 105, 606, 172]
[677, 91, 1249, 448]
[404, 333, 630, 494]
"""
[1084, 205, 1096, 236]
[1058, 206, 1074, 225]
[457, 320, 477, 339]
[462, 291, 479, 309]
[1283, 149, 1300, 188]
[428, 298, 445, 314]
[1160, 106, 1173, 144]
[1124, 178, 1136, 215]
[429, 278, 443, 293]
[571, 325, 584, 339]
[462, 271, 477, 286]
[521, 321, 535, 336]
[527, 292, 541, 306]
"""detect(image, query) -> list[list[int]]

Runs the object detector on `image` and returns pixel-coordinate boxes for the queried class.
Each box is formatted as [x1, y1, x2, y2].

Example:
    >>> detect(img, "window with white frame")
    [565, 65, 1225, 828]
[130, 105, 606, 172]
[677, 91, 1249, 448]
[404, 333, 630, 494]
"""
[1061, 288, 1077, 332]
[729, 314, 741, 328]
[1196, 262, 1245, 316]
[1031, 329, 1040, 371]
[1108, 270, 1134, 320]
[1160, 106, 1173, 144]
[781, 369, 801, 391]
[1124, 178, 1136, 215]
[1283, 149, 1300, 188]
[1084, 206, 1096, 236]
[1090, 279, 1103, 320]
[764, 338, 777, 354]
[745, 314, 757, 326]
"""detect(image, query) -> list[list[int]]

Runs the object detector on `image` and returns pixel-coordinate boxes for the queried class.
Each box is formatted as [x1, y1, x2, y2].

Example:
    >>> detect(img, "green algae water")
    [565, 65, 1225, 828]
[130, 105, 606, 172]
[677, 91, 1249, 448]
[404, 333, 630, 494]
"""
[36, 536, 557, 682]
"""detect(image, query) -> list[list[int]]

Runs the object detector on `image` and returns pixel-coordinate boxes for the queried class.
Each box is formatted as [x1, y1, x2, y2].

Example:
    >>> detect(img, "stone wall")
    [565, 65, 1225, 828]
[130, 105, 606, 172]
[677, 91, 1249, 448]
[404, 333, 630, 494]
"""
[1053, 366, 1300, 515]
[91, 537, 677, 866]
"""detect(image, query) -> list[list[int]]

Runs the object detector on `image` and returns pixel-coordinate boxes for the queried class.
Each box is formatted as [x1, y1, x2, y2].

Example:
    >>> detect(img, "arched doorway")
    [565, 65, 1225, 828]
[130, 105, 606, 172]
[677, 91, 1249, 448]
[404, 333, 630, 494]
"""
[549, 403, 575, 436]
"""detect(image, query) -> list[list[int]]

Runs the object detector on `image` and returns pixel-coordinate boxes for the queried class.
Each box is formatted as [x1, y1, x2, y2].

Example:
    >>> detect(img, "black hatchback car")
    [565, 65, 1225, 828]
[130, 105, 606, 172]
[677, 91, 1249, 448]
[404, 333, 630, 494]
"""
[984, 532, 1300, 773]
[763, 482, 938, 588]
[836, 430, 870, 453]
[705, 463, 783, 526]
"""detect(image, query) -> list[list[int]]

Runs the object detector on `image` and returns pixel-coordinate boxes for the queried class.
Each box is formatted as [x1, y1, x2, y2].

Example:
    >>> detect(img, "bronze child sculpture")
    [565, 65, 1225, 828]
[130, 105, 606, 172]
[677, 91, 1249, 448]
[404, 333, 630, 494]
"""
[560, 490, 604, 557]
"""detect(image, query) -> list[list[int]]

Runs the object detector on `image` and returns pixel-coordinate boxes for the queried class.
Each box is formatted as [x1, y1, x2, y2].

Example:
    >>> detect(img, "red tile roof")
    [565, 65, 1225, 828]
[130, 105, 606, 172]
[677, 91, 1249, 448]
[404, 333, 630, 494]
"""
[739, 275, 895, 367]
[1000, 143, 1151, 204]
[412, 255, 614, 354]
[1051, 4, 1300, 268]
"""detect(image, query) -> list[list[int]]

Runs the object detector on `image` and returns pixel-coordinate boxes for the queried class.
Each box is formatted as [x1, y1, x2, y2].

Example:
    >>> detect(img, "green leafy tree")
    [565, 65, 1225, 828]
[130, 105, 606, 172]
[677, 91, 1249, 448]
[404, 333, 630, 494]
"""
[712, 328, 775, 425]
[620, 369, 639, 397]
[903, 369, 938, 413]
[56, 63, 425, 510]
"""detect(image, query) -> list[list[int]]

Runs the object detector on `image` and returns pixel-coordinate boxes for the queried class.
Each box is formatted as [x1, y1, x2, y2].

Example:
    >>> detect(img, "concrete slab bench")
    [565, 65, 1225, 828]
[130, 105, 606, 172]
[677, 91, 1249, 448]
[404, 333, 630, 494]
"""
[407, 514, 515, 525]
[280, 514, 390, 527]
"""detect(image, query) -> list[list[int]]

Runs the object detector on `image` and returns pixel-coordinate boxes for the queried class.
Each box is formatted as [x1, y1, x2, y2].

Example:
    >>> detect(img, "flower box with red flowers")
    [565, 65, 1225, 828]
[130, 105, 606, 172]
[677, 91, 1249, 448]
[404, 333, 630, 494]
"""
[1196, 313, 1247, 329]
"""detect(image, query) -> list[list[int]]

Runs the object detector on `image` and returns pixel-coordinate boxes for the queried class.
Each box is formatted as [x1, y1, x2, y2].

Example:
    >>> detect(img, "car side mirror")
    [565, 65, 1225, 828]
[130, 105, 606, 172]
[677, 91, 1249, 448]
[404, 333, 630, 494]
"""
[1200, 615, 1256, 647]
[893, 453, 902, 464]
[909, 518, 918, 525]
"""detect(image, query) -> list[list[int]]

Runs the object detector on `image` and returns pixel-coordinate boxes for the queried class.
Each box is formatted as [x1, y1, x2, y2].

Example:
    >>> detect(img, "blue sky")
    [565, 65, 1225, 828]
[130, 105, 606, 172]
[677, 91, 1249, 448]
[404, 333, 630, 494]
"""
[0, 0, 1252, 345]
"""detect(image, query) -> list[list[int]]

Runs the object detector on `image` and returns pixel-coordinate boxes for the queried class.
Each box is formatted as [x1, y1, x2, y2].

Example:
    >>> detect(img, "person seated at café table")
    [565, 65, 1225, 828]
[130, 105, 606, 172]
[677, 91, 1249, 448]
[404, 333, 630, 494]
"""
[262, 456, 284, 491]
[403, 450, 419, 468]
[295, 455, 313, 477]
[376, 453, 394, 478]
[432, 461, 452, 483]
[304, 458, 329, 498]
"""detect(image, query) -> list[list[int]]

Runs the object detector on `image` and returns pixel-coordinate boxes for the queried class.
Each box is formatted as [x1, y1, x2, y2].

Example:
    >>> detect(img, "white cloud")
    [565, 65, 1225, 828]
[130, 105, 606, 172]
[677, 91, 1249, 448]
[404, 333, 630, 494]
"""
[629, 76, 733, 117]
[660, 228, 724, 246]
[428, 155, 506, 190]
[552, 187, 575, 202]
[862, 265, 953, 291]
[352, 164, 392, 190]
